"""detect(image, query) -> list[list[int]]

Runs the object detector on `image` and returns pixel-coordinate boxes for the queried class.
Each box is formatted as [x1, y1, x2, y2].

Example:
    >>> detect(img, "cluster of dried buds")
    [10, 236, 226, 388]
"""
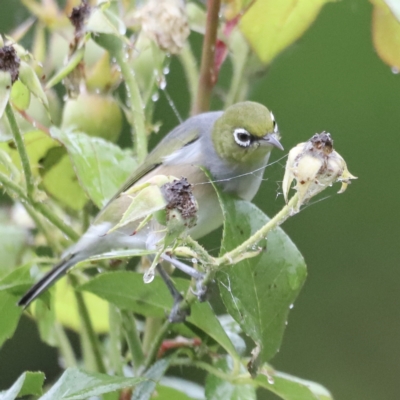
[133, 0, 190, 54]
[282, 131, 357, 211]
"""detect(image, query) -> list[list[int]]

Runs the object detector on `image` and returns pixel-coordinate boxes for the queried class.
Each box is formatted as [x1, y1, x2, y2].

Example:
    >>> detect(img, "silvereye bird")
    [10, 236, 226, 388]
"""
[18, 101, 283, 308]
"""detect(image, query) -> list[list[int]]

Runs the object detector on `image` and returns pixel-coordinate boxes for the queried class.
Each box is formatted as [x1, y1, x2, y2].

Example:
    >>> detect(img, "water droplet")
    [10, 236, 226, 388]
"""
[159, 77, 167, 90]
[143, 270, 154, 283]
[151, 92, 159, 102]
[111, 57, 117, 63]
[267, 376, 275, 385]
[289, 303, 294, 309]
[285, 320, 288, 325]
[391, 66, 399, 74]
[191, 258, 198, 264]
[163, 66, 170, 75]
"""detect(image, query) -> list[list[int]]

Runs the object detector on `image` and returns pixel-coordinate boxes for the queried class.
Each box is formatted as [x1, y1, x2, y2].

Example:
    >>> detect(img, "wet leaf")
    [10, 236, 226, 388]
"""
[80, 271, 238, 356]
[0, 264, 33, 293]
[217, 193, 307, 371]
[39, 368, 146, 400]
[50, 127, 137, 208]
[0, 371, 44, 400]
[372, 0, 400, 70]
[240, 0, 333, 64]
[255, 367, 333, 400]
[205, 357, 256, 400]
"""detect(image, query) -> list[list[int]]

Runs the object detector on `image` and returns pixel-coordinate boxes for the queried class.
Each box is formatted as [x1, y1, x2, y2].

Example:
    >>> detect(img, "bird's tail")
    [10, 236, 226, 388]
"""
[18, 254, 81, 307]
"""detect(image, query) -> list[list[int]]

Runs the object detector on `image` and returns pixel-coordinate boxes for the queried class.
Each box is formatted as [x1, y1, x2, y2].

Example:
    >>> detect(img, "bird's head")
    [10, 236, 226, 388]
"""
[212, 101, 283, 167]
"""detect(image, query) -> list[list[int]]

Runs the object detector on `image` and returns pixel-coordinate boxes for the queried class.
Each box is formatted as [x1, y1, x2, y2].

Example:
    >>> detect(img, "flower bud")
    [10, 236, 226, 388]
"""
[282, 132, 357, 211]
[132, 0, 190, 54]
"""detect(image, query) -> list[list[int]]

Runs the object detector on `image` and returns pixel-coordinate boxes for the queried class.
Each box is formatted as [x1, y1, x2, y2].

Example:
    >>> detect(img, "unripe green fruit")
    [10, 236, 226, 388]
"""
[61, 93, 122, 142]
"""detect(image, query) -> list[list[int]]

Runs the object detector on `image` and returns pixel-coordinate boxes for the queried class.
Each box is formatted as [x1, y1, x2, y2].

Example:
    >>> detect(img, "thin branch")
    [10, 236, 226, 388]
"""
[191, 0, 221, 115]
[5, 103, 35, 197]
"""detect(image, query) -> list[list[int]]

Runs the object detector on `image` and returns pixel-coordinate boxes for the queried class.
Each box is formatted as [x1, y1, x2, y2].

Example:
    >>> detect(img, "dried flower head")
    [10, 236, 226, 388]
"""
[282, 131, 357, 211]
[133, 0, 190, 54]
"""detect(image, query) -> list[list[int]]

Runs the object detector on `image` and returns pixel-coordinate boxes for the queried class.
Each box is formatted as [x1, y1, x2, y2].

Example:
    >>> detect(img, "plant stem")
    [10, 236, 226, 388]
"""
[215, 194, 299, 267]
[54, 322, 77, 368]
[142, 317, 162, 355]
[109, 304, 123, 375]
[71, 275, 106, 373]
[142, 319, 170, 371]
[178, 43, 199, 111]
[5, 103, 35, 198]
[115, 49, 147, 163]
[120, 310, 145, 371]
[191, 0, 221, 115]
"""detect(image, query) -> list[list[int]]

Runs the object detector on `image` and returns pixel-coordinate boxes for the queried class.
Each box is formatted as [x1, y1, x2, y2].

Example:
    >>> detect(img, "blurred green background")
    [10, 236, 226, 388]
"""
[1, 1, 399, 399]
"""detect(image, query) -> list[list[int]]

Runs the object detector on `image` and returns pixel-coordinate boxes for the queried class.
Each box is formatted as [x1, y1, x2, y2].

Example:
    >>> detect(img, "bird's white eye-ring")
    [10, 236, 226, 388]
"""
[233, 128, 252, 148]
[270, 111, 279, 133]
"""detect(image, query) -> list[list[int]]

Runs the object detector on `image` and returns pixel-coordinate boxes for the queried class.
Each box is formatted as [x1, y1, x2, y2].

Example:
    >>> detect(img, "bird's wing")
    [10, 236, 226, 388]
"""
[106, 113, 218, 205]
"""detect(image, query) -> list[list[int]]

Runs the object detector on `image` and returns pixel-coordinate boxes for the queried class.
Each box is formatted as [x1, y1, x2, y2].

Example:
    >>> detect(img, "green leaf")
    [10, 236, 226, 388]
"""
[132, 357, 172, 400]
[205, 357, 256, 400]
[188, 302, 239, 359]
[0, 71, 12, 119]
[217, 314, 246, 355]
[50, 127, 137, 208]
[255, 367, 333, 400]
[0, 291, 23, 347]
[79, 271, 184, 317]
[80, 271, 238, 356]
[217, 196, 307, 370]
[155, 385, 197, 400]
[371, 0, 400, 70]
[10, 80, 30, 110]
[41, 152, 88, 211]
[0, 225, 27, 277]
[240, 0, 333, 64]
[0, 264, 33, 293]
[19, 61, 49, 110]
[0, 129, 59, 177]
[39, 368, 146, 400]
[0, 371, 45, 400]
[158, 377, 204, 399]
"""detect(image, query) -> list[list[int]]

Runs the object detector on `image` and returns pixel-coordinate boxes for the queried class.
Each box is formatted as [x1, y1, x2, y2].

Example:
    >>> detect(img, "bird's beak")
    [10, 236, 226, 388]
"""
[261, 133, 284, 151]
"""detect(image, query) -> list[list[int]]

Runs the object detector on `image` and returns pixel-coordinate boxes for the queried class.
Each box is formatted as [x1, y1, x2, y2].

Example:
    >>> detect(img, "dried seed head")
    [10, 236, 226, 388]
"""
[0, 46, 20, 83]
[282, 131, 357, 211]
[134, 0, 190, 54]
[162, 177, 197, 227]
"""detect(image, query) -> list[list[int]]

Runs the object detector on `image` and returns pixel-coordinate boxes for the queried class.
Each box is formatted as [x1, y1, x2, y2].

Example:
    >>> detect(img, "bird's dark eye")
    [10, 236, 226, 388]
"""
[233, 128, 252, 147]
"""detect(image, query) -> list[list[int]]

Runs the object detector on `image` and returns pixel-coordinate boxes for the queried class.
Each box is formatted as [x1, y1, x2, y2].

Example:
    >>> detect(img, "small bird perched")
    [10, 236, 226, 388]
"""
[18, 101, 283, 311]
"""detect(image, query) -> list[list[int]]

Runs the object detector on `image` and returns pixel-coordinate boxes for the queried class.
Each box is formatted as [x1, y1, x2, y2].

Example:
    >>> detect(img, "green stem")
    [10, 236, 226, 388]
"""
[215, 194, 299, 267]
[71, 275, 106, 373]
[120, 310, 145, 371]
[178, 44, 199, 111]
[109, 305, 123, 375]
[115, 49, 147, 163]
[0, 171, 79, 241]
[191, 0, 221, 115]
[54, 322, 77, 368]
[142, 317, 162, 355]
[5, 103, 35, 198]
[142, 319, 170, 371]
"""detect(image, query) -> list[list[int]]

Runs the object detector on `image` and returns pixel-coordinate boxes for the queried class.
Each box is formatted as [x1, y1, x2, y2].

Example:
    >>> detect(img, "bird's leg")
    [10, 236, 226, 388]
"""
[161, 253, 209, 302]
[156, 264, 189, 323]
